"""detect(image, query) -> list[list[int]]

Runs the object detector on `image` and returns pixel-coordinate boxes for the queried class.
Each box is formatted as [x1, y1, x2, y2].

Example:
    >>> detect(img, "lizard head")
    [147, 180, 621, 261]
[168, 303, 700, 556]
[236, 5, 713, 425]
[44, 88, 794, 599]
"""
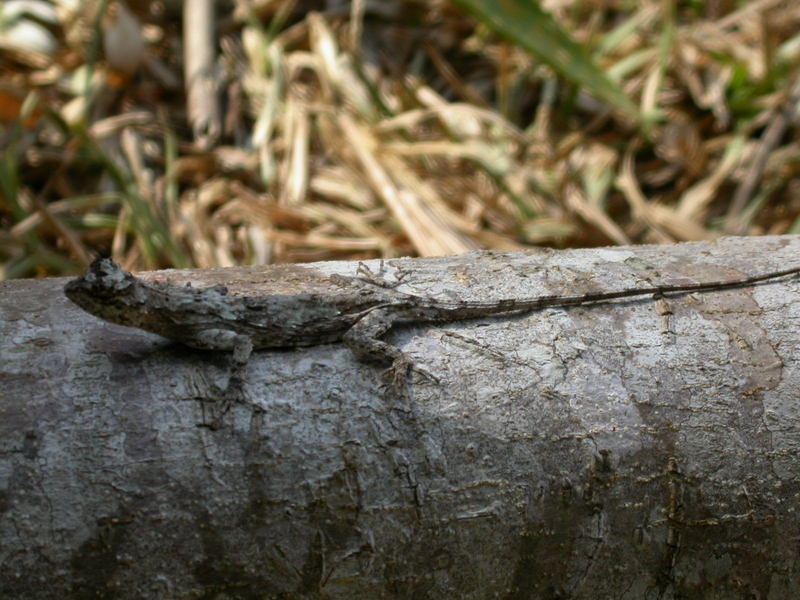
[64, 258, 137, 316]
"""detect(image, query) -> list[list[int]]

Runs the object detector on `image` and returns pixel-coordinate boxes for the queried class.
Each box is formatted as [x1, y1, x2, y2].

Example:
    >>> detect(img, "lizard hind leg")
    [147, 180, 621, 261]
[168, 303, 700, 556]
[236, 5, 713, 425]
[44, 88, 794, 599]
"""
[343, 309, 438, 386]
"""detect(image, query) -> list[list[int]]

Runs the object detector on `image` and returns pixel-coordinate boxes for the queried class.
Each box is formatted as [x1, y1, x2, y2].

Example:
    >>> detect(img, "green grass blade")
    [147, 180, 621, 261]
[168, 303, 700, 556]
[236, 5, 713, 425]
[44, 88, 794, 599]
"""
[453, 0, 639, 120]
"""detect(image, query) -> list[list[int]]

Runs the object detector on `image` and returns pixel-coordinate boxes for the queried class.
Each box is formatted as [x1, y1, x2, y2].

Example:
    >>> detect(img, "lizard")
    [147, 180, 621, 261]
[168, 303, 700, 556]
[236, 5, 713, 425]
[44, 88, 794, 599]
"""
[64, 257, 800, 385]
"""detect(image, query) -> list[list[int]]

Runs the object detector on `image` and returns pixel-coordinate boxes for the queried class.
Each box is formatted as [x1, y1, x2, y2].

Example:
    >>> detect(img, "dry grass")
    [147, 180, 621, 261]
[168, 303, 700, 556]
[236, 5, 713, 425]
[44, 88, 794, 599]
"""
[2, 0, 800, 277]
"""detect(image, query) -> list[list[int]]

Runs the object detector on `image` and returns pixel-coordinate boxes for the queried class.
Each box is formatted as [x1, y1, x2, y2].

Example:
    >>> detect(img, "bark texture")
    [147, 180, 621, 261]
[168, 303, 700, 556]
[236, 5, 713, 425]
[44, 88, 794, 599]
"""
[2, 235, 800, 599]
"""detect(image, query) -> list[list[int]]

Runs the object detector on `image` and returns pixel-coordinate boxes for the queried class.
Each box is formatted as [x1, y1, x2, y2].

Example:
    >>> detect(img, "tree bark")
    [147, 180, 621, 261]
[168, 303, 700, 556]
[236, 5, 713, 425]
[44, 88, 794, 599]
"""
[2, 235, 800, 599]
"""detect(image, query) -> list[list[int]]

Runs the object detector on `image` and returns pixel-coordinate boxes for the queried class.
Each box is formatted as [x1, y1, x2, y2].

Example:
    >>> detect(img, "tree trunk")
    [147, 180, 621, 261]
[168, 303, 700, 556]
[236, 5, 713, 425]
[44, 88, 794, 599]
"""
[2, 235, 800, 599]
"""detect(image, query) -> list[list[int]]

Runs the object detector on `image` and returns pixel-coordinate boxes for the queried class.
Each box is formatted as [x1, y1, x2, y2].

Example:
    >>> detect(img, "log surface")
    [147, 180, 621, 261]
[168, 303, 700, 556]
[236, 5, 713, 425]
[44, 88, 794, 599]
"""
[2, 235, 800, 599]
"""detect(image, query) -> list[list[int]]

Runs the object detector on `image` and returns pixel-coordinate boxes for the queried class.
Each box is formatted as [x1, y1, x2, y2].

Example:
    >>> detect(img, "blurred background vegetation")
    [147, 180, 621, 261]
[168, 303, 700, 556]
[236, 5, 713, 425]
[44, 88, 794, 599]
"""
[2, 0, 800, 278]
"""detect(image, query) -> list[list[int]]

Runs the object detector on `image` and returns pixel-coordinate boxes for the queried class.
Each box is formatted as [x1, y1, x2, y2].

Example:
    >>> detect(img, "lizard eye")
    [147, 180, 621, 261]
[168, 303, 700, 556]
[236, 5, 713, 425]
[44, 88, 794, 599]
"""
[80, 258, 134, 294]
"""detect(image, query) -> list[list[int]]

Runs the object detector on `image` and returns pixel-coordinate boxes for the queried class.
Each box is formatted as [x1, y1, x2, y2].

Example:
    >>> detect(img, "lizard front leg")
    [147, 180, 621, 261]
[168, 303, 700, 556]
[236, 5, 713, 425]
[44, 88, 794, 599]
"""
[192, 329, 254, 383]
[191, 329, 256, 428]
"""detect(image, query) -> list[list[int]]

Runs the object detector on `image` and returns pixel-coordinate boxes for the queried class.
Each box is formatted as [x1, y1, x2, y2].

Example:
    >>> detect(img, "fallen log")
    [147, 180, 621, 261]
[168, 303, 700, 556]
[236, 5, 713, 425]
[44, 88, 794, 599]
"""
[1, 235, 799, 599]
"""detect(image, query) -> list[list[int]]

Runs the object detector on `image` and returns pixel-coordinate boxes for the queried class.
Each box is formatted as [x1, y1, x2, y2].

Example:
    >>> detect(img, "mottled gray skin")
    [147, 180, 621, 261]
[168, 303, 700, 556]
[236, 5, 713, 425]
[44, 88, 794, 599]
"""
[64, 259, 379, 345]
[64, 258, 406, 367]
[64, 258, 800, 370]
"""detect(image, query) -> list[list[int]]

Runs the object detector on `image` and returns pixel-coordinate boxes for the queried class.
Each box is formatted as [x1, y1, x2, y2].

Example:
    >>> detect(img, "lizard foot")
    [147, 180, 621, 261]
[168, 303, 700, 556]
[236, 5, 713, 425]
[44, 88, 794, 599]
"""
[356, 260, 408, 289]
[381, 356, 439, 389]
[196, 375, 264, 430]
